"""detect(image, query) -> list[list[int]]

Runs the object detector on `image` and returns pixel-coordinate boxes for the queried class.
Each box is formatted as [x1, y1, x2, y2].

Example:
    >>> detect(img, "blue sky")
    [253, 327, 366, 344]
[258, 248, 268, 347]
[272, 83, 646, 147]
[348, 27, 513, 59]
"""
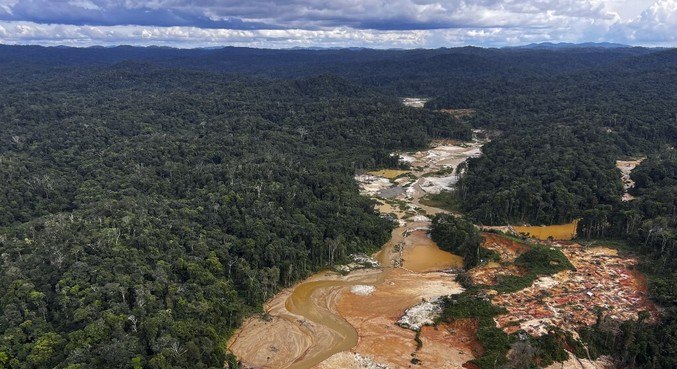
[0, 0, 674, 48]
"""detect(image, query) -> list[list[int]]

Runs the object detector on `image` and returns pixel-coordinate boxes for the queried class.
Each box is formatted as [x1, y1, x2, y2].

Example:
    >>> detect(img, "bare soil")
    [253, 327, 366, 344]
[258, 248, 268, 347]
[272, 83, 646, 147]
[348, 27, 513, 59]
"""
[616, 158, 644, 202]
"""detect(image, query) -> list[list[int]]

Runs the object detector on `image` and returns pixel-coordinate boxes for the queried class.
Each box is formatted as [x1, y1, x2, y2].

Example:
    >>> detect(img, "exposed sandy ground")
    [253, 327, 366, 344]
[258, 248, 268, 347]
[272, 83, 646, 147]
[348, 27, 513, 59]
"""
[492, 243, 658, 336]
[356, 175, 393, 196]
[481, 233, 530, 262]
[418, 319, 482, 368]
[228, 269, 386, 369]
[438, 108, 476, 119]
[616, 158, 644, 202]
[401, 97, 429, 108]
[470, 263, 528, 286]
[400, 137, 487, 217]
[227, 287, 311, 368]
[334, 268, 464, 369]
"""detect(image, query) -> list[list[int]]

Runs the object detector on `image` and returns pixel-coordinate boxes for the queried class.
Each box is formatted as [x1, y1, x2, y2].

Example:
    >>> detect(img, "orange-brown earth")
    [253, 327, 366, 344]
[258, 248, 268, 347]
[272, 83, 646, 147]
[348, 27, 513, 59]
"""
[470, 263, 528, 286]
[481, 233, 530, 262]
[327, 268, 466, 368]
[468, 233, 530, 285]
[490, 243, 658, 336]
[468, 233, 657, 345]
[418, 319, 482, 365]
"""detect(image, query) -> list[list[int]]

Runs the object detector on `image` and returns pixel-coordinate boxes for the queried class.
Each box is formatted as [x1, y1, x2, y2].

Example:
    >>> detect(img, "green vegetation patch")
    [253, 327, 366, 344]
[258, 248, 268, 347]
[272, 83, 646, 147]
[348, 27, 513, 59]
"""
[430, 214, 498, 268]
[514, 245, 574, 276]
[420, 191, 462, 213]
[438, 293, 512, 368]
[492, 244, 574, 293]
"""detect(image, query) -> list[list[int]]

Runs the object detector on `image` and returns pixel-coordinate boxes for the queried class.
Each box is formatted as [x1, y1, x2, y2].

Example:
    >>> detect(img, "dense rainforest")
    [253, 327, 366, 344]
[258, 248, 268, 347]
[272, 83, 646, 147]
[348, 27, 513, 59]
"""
[0, 45, 675, 368]
[0, 66, 469, 368]
[575, 149, 676, 369]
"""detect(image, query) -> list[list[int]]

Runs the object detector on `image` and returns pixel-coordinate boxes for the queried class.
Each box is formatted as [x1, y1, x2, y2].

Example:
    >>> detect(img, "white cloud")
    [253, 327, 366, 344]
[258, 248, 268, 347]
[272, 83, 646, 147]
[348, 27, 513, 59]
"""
[611, 0, 677, 44]
[0, 1, 673, 47]
[0, 21, 431, 48]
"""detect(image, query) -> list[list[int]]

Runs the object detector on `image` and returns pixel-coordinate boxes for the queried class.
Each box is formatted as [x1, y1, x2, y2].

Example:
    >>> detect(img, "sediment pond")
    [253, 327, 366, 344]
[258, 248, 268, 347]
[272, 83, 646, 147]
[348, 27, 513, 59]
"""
[513, 220, 579, 240]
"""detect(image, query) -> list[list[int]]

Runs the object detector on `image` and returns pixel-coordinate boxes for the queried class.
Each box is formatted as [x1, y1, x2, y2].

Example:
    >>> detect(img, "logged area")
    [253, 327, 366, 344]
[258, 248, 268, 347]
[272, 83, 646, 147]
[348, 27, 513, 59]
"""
[0, 46, 675, 369]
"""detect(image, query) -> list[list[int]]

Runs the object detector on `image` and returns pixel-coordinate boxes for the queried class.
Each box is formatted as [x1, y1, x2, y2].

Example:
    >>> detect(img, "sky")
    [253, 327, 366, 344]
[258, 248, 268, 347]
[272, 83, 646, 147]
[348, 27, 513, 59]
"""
[0, 0, 674, 48]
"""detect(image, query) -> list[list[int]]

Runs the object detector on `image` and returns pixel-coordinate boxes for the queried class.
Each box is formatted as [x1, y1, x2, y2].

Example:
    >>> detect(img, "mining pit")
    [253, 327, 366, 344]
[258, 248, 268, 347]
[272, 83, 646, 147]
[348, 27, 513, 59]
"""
[228, 129, 654, 369]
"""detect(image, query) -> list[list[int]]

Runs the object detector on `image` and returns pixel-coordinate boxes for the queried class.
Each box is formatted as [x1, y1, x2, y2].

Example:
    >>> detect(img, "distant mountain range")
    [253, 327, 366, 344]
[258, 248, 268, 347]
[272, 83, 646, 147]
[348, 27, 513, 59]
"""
[507, 42, 633, 49]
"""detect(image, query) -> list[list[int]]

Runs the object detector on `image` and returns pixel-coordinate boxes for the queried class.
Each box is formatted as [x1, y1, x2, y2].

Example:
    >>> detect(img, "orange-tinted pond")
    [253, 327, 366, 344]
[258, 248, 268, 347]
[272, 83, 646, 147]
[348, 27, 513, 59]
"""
[368, 169, 409, 179]
[402, 230, 463, 272]
[513, 220, 579, 240]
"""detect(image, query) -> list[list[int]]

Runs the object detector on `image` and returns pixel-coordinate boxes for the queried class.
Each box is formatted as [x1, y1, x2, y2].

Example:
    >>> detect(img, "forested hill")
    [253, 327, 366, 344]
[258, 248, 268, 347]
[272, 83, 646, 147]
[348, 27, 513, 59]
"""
[0, 44, 665, 93]
[0, 65, 470, 368]
[0, 45, 675, 369]
[437, 50, 676, 225]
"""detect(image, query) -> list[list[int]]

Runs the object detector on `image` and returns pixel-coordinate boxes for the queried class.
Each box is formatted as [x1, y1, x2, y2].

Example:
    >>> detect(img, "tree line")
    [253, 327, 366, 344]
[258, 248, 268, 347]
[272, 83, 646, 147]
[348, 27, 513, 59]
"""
[0, 66, 471, 368]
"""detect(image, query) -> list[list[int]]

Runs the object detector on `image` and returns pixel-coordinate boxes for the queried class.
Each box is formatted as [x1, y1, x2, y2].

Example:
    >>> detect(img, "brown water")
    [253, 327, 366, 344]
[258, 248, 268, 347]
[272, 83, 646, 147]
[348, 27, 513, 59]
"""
[368, 169, 410, 179]
[283, 271, 386, 369]
[513, 220, 579, 240]
[277, 229, 460, 368]
[402, 230, 463, 272]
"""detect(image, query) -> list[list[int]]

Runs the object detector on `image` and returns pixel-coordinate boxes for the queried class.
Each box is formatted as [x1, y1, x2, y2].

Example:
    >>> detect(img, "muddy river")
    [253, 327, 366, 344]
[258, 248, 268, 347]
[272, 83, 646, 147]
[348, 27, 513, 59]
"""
[227, 135, 487, 368]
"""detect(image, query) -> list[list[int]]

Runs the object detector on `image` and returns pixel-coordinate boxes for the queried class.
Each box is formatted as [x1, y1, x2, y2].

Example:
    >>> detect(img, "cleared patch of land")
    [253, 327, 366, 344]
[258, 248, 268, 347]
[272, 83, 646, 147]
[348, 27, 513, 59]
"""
[401, 97, 430, 108]
[466, 234, 659, 338]
[616, 158, 644, 201]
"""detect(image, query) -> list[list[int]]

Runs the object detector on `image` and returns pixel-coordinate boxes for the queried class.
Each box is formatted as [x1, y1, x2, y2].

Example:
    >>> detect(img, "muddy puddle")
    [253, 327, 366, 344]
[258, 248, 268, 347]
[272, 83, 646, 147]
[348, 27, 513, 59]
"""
[513, 219, 579, 240]
[368, 169, 409, 179]
[402, 230, 463, 272]
[283, 271, 386, 369]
